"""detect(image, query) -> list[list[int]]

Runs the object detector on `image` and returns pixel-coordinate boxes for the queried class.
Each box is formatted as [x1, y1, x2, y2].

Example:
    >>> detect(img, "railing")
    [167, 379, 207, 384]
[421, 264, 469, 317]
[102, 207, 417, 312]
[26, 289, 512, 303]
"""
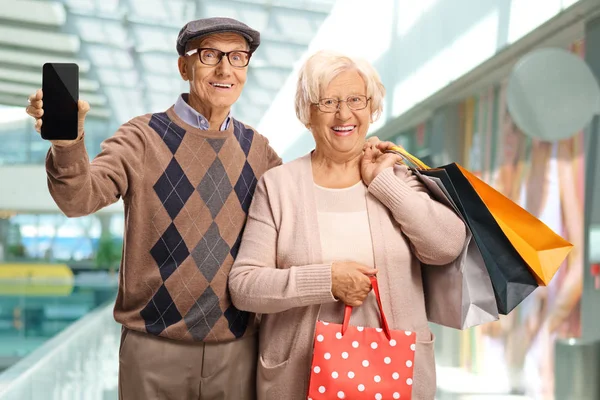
[0, 302, 120, 400]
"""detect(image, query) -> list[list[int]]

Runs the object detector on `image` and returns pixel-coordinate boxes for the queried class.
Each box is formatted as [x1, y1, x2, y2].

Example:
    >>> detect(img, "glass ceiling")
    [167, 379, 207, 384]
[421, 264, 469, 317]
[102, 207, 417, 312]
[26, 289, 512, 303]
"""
[0, 0, 336, 139]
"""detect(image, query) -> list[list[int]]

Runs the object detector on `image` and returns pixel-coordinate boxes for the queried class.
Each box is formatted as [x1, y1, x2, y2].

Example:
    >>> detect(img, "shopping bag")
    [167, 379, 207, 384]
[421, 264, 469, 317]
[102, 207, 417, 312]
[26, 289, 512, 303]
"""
[308, 277, 416, 400]
[413, 170, 499, 329]
[388, 147, 538, 315]
[392, 147, 572, 286]
[457, 165, 573, 285]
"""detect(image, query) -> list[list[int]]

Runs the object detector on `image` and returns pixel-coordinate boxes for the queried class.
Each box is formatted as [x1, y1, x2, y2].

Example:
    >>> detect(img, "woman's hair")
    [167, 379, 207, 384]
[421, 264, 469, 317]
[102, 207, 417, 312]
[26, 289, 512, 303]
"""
[295, 50, 386, 127]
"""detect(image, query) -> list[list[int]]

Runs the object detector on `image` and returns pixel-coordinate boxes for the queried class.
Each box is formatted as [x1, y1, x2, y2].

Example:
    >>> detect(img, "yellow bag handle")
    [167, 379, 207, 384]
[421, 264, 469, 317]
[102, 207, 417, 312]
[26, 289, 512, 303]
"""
[387, 146, 431, 170]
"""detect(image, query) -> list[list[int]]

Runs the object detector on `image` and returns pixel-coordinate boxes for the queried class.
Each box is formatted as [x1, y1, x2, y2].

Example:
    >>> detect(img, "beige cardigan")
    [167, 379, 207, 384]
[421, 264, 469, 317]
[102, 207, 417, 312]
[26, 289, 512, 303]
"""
[229, 154, 466, 400]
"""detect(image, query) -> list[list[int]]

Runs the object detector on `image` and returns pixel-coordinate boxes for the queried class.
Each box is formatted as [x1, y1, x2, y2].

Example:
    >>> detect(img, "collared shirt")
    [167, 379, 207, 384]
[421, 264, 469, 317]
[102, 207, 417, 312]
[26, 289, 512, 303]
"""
[173, 93, 231, 131]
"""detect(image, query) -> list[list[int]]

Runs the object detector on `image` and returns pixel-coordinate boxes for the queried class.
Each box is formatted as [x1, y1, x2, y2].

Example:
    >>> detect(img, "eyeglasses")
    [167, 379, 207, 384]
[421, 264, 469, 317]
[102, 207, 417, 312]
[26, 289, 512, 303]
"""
[313, 95, 371, 113]
[185, 47, 251, 68]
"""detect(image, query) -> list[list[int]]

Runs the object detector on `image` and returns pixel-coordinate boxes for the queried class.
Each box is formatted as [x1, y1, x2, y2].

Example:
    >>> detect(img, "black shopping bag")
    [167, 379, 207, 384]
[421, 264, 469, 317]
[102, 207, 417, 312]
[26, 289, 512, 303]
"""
[420, 164, 538, 315]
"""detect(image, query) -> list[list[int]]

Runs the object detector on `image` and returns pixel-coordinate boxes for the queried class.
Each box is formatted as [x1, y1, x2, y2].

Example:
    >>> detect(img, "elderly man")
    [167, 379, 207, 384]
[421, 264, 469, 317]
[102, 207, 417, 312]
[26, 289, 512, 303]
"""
[26, 17, 281, 399]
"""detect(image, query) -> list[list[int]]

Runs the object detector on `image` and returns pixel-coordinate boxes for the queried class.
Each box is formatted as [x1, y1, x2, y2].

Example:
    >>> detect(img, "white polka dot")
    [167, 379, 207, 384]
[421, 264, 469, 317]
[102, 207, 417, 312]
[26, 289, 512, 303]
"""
[337, 391, 345, 399]
[352, 341, 359, 348]
[357, 326, 364, 332]
[376, 328, 383, 332]
[393, 393, 401, 399]
[410, 344, 416, 351]
[362, 360, 370, 367]
[348, 371, 355, 379]
[317, 334, 324, 342]
[336, 332, 343, 340]
[393, 372, 400, 380]
[371, 342, 378, 349]
[342, 352, 349, 359]
[405, 330, 412, 336]
[390, 339, 397, 347]
[375, 394, 383, 400]
[407, 378, 413, 385]
[384, 357, 392, 364]
[358, 384, 365, 392]
[332, 371, 339, 379]
[324, 352, 331, 360]
[322, 322, 329, 325]
[319, 386, 326, 393]
[314, 366, 321, 374]
[406, 360, 413, 367]
[374, 375, 381, 383]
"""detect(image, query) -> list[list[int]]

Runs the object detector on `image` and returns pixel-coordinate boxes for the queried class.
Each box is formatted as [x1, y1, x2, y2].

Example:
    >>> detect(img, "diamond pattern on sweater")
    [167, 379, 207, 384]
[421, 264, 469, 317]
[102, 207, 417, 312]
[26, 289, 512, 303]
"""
[233, 120, 254, 156]
[234, 161, 257, 214]
[149, 112, 187, 154]
[144, 115, 265, 341]
[140, 283, 183, 336]
[224, 304, 250, 339]
[191, 222, 231, 282]
[153, 159, 195, 220]
[184, 286, 222, 341]
[207, 138, 226, 154]
[197, 158, 232, 219]
[150, 223, 190, 281]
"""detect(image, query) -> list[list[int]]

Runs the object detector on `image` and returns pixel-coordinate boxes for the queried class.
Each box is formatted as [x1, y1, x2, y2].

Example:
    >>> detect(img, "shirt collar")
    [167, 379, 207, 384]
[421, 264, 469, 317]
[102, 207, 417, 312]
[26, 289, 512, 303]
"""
[174, 94, 231, 131]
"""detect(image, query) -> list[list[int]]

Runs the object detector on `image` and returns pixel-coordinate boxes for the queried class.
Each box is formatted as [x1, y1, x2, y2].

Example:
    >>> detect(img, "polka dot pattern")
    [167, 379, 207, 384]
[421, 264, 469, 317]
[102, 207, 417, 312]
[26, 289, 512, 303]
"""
[308, 321, 416, 399]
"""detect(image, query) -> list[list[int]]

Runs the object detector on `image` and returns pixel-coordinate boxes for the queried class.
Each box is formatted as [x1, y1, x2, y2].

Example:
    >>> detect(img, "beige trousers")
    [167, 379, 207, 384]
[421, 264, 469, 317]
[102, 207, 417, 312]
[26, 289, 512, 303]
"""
[118, 327, 257, 400]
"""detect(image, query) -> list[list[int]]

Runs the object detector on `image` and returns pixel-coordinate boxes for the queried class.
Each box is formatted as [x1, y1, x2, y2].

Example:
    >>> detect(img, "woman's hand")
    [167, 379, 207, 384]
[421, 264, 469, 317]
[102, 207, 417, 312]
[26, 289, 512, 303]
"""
[361, 140, 403, 186]
[331, 262, 378, 307]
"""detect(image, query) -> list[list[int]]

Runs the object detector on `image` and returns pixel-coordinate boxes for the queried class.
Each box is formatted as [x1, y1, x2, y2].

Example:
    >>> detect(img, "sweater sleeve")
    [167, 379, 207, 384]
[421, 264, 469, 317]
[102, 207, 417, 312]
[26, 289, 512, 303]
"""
[229, 175, 336, 314]
[46, 121, 146, 217]
[367, 165, 466, 265]
[265, 141, 283, 170]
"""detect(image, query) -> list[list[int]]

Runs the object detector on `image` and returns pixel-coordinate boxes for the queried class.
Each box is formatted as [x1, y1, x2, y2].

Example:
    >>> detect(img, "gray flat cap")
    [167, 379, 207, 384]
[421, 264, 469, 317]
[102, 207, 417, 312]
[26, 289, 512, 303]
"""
[176, 17, 260, 56]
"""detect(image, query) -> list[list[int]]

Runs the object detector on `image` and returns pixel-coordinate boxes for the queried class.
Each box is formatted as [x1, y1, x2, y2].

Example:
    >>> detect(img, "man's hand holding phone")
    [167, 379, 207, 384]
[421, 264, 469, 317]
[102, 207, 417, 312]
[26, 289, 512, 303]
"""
[26, 89, 90, 147]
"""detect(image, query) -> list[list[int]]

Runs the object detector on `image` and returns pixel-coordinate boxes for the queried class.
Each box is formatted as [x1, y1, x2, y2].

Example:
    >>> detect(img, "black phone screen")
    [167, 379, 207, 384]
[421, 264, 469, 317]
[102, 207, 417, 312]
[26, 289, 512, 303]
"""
[41, 63, 79, 141]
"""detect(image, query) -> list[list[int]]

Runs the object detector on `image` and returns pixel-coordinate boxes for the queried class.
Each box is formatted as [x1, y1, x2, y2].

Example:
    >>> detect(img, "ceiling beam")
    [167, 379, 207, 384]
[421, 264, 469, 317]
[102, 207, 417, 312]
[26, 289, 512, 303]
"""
[0, 67, 99, 92]
[0, 47, 91, 73]
[0, 26, 80, 53]
[207, 0, 333, 15]
[0, 1, 66, 27]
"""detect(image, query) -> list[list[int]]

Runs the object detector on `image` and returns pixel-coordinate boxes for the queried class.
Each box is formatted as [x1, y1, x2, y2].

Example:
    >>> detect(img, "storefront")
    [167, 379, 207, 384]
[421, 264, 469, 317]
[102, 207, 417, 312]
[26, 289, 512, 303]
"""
[383, 34, 600, 398]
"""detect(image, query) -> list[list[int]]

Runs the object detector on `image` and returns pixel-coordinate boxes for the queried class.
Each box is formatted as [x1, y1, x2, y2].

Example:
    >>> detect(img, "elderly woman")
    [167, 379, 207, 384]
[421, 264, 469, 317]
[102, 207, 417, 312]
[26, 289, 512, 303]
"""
[229, 50, 466, 400]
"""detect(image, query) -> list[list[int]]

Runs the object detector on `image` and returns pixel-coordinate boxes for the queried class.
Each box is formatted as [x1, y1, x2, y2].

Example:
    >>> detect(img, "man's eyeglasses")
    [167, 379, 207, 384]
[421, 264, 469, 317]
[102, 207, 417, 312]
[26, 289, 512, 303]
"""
[185, 48, 251, 68]
[313, 95, 371, 113]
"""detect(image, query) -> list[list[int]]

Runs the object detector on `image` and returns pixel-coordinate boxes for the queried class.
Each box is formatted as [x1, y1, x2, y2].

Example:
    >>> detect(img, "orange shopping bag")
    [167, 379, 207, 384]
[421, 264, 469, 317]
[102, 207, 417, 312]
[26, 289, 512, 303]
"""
[391, 146, 573, 286]
[456, 165, 573, 285]
[308, 277, 416, 400]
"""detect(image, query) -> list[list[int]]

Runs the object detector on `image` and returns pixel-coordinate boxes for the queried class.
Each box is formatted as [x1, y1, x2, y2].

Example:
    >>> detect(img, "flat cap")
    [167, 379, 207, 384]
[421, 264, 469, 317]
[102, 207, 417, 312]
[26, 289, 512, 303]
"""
[176, 17, 260, 56]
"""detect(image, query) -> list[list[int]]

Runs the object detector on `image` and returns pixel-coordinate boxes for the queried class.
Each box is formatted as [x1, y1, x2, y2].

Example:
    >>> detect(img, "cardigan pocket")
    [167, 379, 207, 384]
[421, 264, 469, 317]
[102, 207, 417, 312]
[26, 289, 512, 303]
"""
[259, 354, 290, 379]
[258, 355, 292, 399]
[412, 331, 437, 400]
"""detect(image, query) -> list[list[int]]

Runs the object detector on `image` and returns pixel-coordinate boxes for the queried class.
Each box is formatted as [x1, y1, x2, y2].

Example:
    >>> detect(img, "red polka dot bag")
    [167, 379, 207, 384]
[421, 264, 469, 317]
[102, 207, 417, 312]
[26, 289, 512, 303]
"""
[307, 276, 416, 400]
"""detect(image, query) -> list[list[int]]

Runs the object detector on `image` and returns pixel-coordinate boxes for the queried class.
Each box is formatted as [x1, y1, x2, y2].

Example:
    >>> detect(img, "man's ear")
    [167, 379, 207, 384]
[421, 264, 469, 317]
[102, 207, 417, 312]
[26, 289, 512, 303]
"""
[178, 56, 189, 81]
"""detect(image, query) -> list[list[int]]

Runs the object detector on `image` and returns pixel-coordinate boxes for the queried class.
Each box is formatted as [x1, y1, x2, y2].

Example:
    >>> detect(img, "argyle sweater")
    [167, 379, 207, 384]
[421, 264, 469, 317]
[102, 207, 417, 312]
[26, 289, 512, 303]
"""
[46, 106, 282, 342]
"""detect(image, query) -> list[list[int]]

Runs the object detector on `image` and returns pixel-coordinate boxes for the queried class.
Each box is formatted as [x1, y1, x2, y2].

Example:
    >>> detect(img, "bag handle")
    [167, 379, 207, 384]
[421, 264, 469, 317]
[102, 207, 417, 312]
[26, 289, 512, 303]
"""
[341, 276, 392, 340]
[386, 146, 431, 170]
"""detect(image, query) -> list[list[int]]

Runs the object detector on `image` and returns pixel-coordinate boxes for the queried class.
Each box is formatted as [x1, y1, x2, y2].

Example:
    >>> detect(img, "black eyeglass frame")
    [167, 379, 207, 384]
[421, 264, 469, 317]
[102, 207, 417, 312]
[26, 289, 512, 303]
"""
[185, 47, 252, 68]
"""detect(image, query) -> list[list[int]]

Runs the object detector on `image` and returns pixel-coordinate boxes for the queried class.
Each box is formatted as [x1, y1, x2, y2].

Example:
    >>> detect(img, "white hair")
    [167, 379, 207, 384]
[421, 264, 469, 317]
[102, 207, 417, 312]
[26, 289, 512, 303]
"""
[295, 50, 385, 127]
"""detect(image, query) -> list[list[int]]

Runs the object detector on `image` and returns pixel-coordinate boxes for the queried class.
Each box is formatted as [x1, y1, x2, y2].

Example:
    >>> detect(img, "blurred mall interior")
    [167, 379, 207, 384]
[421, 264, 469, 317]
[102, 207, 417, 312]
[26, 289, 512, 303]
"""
[0, 0, 600, 399]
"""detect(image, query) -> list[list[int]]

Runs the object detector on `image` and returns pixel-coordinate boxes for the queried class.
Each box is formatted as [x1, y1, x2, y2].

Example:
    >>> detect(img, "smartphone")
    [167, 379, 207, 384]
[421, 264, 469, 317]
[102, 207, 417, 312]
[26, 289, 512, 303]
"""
[41, 63, 79, 140]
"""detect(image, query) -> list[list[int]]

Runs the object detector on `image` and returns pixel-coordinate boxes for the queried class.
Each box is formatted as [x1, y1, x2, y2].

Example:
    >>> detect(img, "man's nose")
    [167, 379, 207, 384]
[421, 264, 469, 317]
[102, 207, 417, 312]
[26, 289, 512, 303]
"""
[215, 55, 232, 75]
